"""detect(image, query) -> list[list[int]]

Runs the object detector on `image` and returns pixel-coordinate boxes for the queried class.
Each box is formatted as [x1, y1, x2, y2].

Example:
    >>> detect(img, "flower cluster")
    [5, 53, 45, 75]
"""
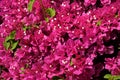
[0, 0, 120, 80]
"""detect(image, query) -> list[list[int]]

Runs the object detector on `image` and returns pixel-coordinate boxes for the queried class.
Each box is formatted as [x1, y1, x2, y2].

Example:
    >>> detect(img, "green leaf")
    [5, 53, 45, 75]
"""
[45, 17, 49, 22]
[20, 67, 25, 74]
[20, 67, 25, 71]
[113, 75, 120, 80]
[27, 0, 35, 12]
[96, 20, 101, 26]
[3, 42, 10, 50]
[5, 36, 11, 42]
[3, 30, 16, 50]
[104, 74, 112, 79]
[70, 58, 73, 66]
[5, 30, 16, 42]
[3, 30, 20, 51]
[9, 30, 16, 39]
[23, 26, 31, 31]
[46, 8, 56, 17]
[11, 41, 19, 50]
[25, 64, 29, 68]
[23, 26, 27, 31]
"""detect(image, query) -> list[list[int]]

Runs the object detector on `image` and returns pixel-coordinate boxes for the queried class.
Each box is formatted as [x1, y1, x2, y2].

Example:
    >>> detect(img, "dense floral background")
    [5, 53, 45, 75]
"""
[0, 0, 120, 80]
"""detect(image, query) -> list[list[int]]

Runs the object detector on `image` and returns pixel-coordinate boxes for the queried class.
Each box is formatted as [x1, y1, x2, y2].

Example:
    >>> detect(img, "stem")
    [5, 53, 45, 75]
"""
[39, 0, 46, 18]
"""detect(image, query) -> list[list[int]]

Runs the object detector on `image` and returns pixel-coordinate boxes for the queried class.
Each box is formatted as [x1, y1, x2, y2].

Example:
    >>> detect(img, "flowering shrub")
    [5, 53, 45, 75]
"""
[0, 0, 120, 80]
